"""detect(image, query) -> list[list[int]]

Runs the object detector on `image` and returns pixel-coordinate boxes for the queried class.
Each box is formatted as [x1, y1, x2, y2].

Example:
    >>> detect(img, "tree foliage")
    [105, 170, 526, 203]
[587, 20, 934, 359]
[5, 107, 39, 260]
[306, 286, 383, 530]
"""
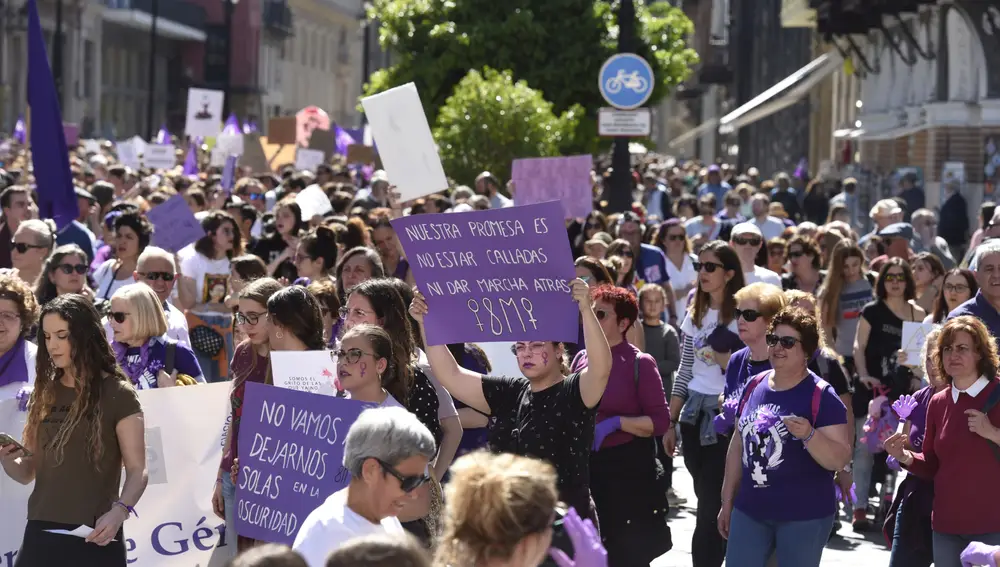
[433, 68, 583, 185]
[365, 0, 698, 153]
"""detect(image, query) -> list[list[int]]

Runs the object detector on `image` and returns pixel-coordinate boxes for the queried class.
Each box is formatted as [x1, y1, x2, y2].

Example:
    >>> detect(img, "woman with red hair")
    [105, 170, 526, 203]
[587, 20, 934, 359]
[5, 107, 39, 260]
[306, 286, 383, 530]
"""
[571, 284, 671, 567]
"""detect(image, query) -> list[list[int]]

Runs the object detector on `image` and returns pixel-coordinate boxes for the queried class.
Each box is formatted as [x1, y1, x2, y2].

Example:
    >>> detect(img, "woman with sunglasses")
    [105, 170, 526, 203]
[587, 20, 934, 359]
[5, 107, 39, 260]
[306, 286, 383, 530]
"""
[927, 268, 977, 324]
[606, 239, 638, 292]
[213, 277, 283, 556]
[657, 219, 698, 323]
[34, 244, 93, 306]
[781, 236, 825, 294]
[9, 219, 56, 287]
[292, 407, 436, 567]
[718, 307, 851, 567]
[0, 273, 38, 400]
[573, 211, 608, 258]
[851, 257, 925, 531]
[108, 283, 204, 389]
[721, 283, 788, 405]
[663, 241, 745, 567]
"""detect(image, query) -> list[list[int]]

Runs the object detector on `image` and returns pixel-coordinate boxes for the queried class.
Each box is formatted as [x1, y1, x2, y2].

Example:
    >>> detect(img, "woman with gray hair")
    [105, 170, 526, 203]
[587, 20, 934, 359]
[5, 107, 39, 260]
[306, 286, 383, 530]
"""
[292, 407, 436, 567]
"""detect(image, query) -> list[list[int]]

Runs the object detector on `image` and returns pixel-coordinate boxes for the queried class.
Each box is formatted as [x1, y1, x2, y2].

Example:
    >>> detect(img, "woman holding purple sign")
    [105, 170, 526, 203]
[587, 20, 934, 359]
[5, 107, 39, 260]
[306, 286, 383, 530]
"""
[718, 307, 851, 567]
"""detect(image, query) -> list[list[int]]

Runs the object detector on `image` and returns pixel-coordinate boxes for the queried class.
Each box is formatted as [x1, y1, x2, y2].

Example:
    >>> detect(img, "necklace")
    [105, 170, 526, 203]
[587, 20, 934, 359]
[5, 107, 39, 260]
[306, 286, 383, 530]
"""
[113, 339, 153, 387]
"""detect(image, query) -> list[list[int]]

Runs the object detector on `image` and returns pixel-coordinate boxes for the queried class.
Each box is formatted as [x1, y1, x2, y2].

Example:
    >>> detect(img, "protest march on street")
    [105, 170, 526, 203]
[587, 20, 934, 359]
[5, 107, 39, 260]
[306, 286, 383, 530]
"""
[3, 0, 1000, 566]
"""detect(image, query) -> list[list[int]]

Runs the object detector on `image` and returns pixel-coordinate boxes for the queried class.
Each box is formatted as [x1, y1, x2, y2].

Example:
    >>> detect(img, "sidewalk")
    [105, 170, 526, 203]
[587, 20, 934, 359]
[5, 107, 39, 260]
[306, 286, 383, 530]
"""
[651, 463, 892, 566]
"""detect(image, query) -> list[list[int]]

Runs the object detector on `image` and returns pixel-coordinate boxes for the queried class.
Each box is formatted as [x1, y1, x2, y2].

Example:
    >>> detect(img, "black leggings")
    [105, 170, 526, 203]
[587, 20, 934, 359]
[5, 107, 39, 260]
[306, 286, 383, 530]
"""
[681, 422, 729, 567]
[15, 520, 126, 567]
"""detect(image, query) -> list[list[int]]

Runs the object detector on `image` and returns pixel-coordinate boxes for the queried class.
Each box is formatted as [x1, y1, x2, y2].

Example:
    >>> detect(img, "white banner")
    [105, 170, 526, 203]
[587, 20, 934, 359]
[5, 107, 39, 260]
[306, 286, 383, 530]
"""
[0, 384, 234, 567]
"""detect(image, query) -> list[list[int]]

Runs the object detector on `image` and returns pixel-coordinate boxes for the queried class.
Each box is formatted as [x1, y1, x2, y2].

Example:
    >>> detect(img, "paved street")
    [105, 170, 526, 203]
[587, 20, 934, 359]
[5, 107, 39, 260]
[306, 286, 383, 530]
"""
[652, 463, 892, 566]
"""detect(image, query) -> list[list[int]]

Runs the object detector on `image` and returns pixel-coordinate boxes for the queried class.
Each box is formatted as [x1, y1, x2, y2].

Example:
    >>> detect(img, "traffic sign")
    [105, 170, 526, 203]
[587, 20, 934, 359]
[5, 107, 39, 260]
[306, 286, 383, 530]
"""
[598, 53, 654, 110]
[598, 108, 651, 137]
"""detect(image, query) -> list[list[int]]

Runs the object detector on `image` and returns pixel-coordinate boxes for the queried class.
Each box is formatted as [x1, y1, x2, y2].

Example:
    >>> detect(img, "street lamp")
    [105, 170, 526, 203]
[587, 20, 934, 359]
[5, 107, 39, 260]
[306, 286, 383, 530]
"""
[222, 0, 239, 119]
[145, 0, 160, 140]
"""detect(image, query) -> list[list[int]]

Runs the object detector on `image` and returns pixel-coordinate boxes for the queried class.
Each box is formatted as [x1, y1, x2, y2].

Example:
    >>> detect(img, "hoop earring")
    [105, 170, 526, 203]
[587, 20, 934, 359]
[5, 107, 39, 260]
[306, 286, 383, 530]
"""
[275, 329, 284, 339]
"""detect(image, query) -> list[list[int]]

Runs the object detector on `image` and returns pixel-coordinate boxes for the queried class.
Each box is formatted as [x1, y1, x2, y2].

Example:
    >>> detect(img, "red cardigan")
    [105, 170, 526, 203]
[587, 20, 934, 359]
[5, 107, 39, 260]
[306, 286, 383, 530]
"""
[905, 379, 1000, 535]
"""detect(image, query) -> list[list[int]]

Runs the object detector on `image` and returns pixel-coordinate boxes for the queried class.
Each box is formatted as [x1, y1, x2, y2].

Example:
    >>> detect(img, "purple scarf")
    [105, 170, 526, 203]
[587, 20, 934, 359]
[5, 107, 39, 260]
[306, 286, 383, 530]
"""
[112, 339, 153, 387]
[0, 337, 28, 388]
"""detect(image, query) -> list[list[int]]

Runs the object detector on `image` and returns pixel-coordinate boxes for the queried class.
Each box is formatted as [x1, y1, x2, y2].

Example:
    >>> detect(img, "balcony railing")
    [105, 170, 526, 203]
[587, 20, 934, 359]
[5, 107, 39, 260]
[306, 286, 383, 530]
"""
[103, 0, 206, 33]
[263, 0, 294, 38]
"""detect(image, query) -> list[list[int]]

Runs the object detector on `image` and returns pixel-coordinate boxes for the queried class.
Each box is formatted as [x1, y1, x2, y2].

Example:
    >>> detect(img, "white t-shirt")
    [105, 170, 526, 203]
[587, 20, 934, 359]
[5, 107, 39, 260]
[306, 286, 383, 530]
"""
[744, 266, 782, 288]
[179, 250, 231, 315]
[0, 342, 36, 400]
[752, 216, 787, 241]
[292, 487, 405, 567]
[93, 259, 137, 302]
[665, 254, 697, 320]
[679, 307, 738, 396]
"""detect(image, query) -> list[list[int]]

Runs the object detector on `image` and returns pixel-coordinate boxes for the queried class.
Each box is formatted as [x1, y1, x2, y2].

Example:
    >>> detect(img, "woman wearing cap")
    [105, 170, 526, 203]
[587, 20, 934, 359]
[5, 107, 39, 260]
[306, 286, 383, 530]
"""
[859, 199, 904, 249]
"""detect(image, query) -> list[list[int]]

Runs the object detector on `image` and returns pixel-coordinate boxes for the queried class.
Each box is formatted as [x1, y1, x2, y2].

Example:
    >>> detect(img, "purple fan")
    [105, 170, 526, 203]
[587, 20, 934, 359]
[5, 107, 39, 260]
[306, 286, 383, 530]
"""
[754, 407, 780, 433]
[834, 482, 858, 503]
[706, 326, 743, 353]
[714, 397, 739, 433]
[893, 395, 918, 420]
[886, 454, 901, 471]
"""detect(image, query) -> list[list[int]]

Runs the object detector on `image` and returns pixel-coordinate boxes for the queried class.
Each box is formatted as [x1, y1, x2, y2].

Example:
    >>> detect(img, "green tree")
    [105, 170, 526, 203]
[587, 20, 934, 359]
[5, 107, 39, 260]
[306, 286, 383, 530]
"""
[365, 0, 698, 152]
[434, 67, 583, 185]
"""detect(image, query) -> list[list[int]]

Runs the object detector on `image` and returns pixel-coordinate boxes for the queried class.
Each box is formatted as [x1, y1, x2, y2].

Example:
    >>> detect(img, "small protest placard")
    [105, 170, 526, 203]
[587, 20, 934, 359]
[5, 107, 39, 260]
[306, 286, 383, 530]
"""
[901, 322, 938, 365]
[295, 184, 333, 220]
[346, 144, 376, 165]
[116, 141, 141, 170]
[361, 83, 448, 202]
[512, 155, 593, 219]
[216, 133, 245, 157]
[62, 123, 79, 146]
[210, 147, 227, 167]
[392, 201, 578, 345]
[307, 129, 336, 161]
[295, 148, 325, 172]
[145, 194, 205, 253]
[271, 350, 339, 396]
[240, 134, 270, 173]
[185, 88, 225, 139]
[267, 116, 297, 145]
[142, 144, 176, 170]
[236, 382, 370, 545]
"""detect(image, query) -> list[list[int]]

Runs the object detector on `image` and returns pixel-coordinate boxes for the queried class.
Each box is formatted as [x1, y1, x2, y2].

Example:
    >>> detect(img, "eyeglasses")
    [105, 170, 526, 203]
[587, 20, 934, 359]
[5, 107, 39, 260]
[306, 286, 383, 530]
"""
[735, 308, 762, 322]
[693, 261, 726, 273]
[375, 458, 430, 493]
[944, 284, 970, 293]
[766, 334, 801, 349]
[10, 240, 46, 254]
[138, 271, 175, 282]
[884, 273, 906, 283]
[109, 311, 129, 324]
[617, 251, 634, 259]
[332, 347, 374, 365]
[732, 236, 762, 247]
[56, 264, 87, 275]
[235, 311, 265, 326]
[0, 311, 20, 324]
[510, 342, 547, 355]
[667, 234, 686, 242]
[339, 306, 371, 320]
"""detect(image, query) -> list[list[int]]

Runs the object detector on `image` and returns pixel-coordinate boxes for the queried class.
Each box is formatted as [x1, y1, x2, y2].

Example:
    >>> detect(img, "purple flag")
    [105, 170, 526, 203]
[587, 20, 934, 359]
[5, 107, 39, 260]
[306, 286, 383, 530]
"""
[155, 124, 170, 144]
[222, 114, 241, 136]
[793, 158, 808, 180]
[221, 154, 238, 193]
[243, 120, 258, 134]
[511, 155, 594, 219]
[391, 201, 578, 345]
[26, 0, 78, 230]
[13, 114, 25, 144]
[333, 124, 356, 156]
[182, 143, 198, 176]
[235, 382, 371, 545]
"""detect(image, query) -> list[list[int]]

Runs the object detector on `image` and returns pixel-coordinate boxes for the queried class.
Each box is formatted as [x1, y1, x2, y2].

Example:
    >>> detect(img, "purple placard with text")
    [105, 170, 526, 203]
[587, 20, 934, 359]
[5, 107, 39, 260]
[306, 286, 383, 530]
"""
[62, 123, 79, 146]
[144, 194, 205, 253]
[236, 381, 371, 545]
[512, 155, 593, 219]
[391, 201, 578, 345]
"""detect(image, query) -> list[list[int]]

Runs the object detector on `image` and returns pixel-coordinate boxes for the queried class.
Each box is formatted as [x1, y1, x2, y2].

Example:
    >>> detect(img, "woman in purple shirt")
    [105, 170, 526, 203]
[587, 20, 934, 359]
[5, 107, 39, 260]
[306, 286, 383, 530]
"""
[570, 284, 671, 567]
[719, 307, 851, 567]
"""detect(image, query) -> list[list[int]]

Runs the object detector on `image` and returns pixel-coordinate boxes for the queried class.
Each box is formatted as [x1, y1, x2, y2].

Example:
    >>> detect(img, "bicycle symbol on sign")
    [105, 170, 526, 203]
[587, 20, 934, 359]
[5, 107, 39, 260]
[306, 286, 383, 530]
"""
[604, 69, 649, 95]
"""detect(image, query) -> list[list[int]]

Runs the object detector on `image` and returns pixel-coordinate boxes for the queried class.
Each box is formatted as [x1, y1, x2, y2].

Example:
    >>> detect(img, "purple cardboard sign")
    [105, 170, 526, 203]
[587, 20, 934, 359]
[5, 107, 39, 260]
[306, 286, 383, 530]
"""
[144, 194, 205, 253]
[511, 155, 593, 220]
[236, 381, 371, 545]
[391, 201, 579, 345]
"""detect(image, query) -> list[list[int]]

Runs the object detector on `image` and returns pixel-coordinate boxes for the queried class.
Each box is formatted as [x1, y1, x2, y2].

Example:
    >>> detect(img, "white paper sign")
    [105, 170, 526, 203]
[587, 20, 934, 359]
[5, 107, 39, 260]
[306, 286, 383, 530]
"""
[143, 144, 177, 170]
[902, 321, 938, 365]
[82, 139, 102, 154]
[478, 342, 522, 379]
[185, 88, 225, 139]
[117, 141, 141, 170]
[295, 148, 325, 172]
[215, 134, 244, 157]
[295, 184, 333, 220]
[209, 148, 227, 167]
[1, 385, 234, 566]
[360, 83, 448, 201]
[270, 350, 339, 396]
[130, 135, 148, 157]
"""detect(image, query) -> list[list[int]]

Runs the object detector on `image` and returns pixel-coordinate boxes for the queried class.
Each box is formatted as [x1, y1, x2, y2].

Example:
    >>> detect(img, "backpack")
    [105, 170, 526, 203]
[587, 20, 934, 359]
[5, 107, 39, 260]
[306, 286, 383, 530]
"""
[736, 370, 827, 426]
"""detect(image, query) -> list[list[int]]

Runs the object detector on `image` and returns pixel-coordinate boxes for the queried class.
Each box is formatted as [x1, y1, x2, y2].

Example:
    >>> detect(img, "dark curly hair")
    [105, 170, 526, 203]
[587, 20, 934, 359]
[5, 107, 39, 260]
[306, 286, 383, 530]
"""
[0, 272, 40, 335]
[113, 211, 155, 252]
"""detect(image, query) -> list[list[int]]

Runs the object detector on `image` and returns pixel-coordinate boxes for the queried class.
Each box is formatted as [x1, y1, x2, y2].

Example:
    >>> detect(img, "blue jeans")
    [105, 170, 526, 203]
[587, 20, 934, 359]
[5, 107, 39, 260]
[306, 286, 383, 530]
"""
[725, 507, 834, 567]
[888, 492, 932, 567]
[932, 531, 1000, 567]
[852, 417, 875, 512]
[221, 473, 238, 558]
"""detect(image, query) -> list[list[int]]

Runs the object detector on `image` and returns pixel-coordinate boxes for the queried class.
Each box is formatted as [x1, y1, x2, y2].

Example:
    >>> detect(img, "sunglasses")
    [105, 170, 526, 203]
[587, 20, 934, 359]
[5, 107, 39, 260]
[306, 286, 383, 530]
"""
[242, 193, 265, 201]
[667, 234, 686, 242]
[788, 250, 808, 258]
[594, 309, 611, 321]
[693, 261, 726, 273]
[376, 459, 430, 493]
[139, 271, 175, 282]
[109, 311, 129, 324]
[235, 311, 264, 326]
[56, 263, 87, 275]
[884, 273, 906, 283]
[766, 334, 801, 349]
[332, 347, 373, 365]
[735, 308, 762, 322]
[10, 240, 45, 254]
[732, 236, 762, 247]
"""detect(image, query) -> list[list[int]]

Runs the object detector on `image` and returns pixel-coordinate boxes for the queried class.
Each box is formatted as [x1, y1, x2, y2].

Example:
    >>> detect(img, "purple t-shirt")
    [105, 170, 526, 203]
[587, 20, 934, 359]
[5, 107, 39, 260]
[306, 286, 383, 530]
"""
[734, 371, 848, 522]
[907, 386, 935, 452]
[724, 346, 772, 399]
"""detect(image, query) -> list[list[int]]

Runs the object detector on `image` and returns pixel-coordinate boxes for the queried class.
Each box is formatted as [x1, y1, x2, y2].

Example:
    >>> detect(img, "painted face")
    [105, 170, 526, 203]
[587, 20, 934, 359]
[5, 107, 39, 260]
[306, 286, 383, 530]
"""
[336, 334, 385, 393]
[511, 341, 561, 380]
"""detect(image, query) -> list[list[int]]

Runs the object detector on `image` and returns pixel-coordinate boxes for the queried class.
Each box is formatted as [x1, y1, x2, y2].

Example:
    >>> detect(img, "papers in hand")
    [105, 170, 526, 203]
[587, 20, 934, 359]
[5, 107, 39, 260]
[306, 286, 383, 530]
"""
[44, 525, 116, 542]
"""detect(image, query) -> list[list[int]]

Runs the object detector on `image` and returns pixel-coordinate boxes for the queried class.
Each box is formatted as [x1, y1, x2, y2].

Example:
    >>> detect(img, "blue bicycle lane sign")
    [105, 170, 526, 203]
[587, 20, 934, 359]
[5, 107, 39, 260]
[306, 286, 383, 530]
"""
[598, 53, 655, 110]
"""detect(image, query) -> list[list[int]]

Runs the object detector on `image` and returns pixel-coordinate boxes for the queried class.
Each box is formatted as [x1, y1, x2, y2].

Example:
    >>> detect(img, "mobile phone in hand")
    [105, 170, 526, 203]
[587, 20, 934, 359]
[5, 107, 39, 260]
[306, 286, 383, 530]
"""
[0, 432, 32, 458]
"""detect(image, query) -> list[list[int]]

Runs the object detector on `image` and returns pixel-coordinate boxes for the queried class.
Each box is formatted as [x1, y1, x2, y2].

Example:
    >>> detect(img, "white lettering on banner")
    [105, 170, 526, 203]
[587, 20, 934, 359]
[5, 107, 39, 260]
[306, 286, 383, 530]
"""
[0, 384, 233, 567]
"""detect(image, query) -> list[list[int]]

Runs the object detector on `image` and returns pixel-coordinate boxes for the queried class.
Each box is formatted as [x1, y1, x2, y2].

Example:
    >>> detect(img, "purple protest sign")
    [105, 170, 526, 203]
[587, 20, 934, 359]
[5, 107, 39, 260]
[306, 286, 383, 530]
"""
[391, 201, 579, 345]
[236, 381, 371, 545]
[512, 155, 594, 219]
[144, 194, 205, 253]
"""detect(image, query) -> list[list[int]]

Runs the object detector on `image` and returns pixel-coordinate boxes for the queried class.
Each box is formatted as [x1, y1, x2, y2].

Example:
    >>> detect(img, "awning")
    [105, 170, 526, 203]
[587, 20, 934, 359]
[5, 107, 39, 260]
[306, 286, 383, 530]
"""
[854, 123, 930, 141]
[665, 118, 719, 149]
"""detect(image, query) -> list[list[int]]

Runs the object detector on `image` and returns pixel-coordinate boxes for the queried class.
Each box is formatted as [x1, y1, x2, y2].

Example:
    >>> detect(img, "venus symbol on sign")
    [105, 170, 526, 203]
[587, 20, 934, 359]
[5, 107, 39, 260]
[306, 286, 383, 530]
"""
[467, 297, 537, 336]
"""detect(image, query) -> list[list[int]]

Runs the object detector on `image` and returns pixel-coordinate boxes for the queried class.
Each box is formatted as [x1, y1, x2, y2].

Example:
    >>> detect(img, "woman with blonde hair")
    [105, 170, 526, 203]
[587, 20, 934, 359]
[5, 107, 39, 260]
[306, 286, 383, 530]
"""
[434, 451, 606, 567]
[109, 283, 203, 389]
